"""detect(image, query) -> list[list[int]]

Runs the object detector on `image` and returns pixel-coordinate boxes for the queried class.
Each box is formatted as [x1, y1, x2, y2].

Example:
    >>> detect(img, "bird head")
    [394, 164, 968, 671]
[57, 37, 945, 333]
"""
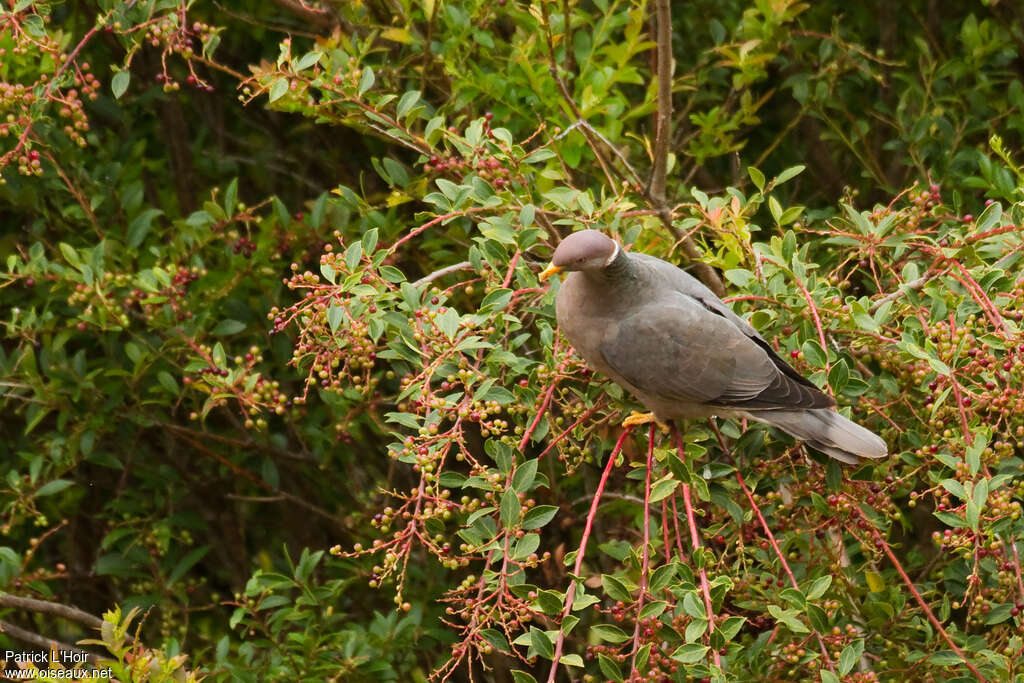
[540, 230, 619, 280]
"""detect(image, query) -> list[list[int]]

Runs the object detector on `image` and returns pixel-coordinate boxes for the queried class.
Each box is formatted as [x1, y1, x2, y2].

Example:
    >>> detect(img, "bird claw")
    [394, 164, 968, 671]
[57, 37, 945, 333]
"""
[622, 411, 670, 433]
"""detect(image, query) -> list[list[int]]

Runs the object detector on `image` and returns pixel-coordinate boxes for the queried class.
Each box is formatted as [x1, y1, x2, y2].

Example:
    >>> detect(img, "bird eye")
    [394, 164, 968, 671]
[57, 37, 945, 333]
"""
[577, 257, 585, 263]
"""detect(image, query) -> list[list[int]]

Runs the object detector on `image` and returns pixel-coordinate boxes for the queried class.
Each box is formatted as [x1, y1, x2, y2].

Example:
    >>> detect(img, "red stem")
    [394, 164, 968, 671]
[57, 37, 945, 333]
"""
[518, 339, 562, 452]
[546, 427, 632, 682]
[389, 207, 489, 254]
[870, 528, 987, 681]
[672, 427, 721, 668]
[736, 471, 835, 670]
[629, 425, 656, 673]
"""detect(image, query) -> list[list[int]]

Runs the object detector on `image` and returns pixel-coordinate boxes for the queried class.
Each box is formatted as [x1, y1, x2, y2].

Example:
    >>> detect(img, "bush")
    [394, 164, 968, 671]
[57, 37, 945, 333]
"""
[2, 1, 1023, 681]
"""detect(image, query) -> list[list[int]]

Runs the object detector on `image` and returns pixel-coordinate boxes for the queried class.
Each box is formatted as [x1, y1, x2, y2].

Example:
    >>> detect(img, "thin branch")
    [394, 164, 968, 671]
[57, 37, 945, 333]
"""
[649, 0, 672, 207]
[672, 426, 721, 669]
[629, 425, 656, 674]
[0, 621, 97, 664]
[734, 473, 836, 671]
[0, 595, 103, 630]
[412, 261, 474, 288]
[868, 527, 987, 681]
[868, 275, 930, 313]
[646, 1, 725, 297]
[547, 428, 632, 682]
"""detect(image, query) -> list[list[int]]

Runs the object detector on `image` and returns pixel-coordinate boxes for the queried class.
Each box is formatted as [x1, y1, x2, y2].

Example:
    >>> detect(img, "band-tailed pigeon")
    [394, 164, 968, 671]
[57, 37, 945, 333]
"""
[539, 230, 887, 464]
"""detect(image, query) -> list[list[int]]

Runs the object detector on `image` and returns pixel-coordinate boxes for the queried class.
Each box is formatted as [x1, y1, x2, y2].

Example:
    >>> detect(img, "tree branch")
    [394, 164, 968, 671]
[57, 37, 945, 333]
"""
[0, 595, 103, 630]
[0, 621, 97, 665]
[412, 261, 474, 288]
[647, 0, 725, 296]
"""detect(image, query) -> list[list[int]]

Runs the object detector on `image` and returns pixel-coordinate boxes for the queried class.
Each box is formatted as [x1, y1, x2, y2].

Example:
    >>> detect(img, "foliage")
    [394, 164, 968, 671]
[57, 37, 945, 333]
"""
[2, 0, 1024, 681]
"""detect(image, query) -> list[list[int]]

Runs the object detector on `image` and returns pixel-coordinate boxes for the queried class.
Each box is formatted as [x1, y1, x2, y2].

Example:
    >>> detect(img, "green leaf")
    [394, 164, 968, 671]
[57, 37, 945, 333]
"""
[806, 575, 832, 600]
[926, 650, 962, 666]
[748, 166, 766, 192]
[768, 604, 809, 633]
[268, 77, 288, 103]
[127, 209, 163, 249]
[112, 71, 130, 99]
[327, 304, 344, 332]
[775, 164, 806, 185]
[598, 653, 623, 682]
[975, 200, 1002, 233]
[649, 474, 679, 503]
[167, 546, 210, 585]
[438, 471, 466, 488]
[670, 643, 709, 664]
[293, 50, 322, 71]
[396, 90, 422, 119]
[520, 204, 536, 228]
[649, 564, 677, 594]
[157, 371, 179, 394]
[521, 505, 558, 530]
[500, 488, 521, 527]
[560, 654, 583, 667]
[838, 638, 864, 675]
[36, 479, 74, 497]
[601, 575, 632, 602]
[212, 319, 246, 336]
[528, 627, 554, 660]
[358, 67, 375, 95]
[719, 616, 745, 642]
[801, 339, 827, 368]
[592, 624, 630, 643]
[685, 617, 708, 642]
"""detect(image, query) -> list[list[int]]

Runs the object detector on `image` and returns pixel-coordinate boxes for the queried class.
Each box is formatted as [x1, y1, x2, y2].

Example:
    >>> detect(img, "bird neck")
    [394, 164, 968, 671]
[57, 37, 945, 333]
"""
[592, 248, 634, 283]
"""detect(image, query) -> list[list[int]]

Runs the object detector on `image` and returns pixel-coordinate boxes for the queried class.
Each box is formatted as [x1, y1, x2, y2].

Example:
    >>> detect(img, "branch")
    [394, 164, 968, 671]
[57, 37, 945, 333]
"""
[868, 275, 930, 313]
[271, 0, 335, 28]
[412, 261, 474, 288]
[646, 1, 725, 297]
[672, 426, 721, 669]
[0, 621, 97, 665]
[547, 428, 632, 682]
[0, 595, 103, 630]
[649, 0, 672, 207]
[868, 528, 988, 681]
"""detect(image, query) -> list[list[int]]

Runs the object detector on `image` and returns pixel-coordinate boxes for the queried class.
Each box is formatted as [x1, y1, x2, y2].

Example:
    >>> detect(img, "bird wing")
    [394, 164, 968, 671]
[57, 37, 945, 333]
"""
[599, 294, 833, 410]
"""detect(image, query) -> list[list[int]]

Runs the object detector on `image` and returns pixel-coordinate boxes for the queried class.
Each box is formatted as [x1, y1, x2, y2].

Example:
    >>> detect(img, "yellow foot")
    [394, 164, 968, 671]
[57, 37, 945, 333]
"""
[622, 411, 670, 433]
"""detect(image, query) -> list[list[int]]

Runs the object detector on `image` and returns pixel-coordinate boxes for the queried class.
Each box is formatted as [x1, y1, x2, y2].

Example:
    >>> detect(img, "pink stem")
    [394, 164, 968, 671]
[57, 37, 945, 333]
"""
[546, 428, 632, 682]
[629, 425, 656, 673]
[736, 471, 835, 670]
[869, 527, 987, 681]
[672, 427, 721, 668]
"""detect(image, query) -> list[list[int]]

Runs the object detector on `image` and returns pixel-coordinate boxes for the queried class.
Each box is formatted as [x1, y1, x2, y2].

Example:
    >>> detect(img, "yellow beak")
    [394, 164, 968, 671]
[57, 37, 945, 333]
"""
[539, 263, 563, 281]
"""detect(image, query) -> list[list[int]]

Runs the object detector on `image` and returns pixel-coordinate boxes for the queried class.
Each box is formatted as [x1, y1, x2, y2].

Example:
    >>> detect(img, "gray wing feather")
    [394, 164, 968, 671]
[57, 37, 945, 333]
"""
[600, 295, 833, 410]
[599, 299, 777, 405]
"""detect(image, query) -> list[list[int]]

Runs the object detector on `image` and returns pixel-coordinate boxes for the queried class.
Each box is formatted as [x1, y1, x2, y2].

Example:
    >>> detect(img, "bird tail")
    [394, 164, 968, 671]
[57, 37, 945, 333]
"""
[747, 408, 888, 464]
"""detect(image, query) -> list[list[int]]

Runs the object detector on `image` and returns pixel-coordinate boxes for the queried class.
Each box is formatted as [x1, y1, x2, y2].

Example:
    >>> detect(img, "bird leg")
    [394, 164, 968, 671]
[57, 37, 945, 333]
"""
[622, 411, 669, 433]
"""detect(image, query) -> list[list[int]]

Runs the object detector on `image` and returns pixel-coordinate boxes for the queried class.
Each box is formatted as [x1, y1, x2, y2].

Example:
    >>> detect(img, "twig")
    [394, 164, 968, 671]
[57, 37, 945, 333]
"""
[645, 1, 725, 297]
[0, 621, 96, 664]
[649, 0, 672, 208]
[671, 427, 721, 669]
[629, 425, 656, 674]
[868, 275, 930, 313]
[546, 428, 632, 682]
[0, 595, 103, 630]
[869, 528, 987, 681]
[412, 261, 474, 288]
[734, 473, 836, 670]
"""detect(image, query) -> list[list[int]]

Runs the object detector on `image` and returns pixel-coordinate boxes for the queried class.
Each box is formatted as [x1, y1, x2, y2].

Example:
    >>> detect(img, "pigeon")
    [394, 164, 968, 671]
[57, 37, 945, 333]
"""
[539, 229, 887, 464]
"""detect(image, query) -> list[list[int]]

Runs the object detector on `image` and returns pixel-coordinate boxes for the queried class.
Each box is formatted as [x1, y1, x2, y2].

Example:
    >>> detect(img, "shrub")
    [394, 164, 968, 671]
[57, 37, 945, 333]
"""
[2, 1, 1023, 681]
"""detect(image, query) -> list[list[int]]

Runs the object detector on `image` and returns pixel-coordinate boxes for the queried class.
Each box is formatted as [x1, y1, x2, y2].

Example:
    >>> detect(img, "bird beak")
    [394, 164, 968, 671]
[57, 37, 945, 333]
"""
[539, 263, 563, 281]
